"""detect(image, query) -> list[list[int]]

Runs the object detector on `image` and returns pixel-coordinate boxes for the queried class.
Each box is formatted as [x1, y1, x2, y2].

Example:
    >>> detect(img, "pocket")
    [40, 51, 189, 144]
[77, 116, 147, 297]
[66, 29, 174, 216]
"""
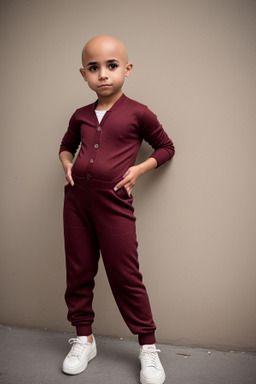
[114, 186, 132, 200]
[64, 182, 73, 192]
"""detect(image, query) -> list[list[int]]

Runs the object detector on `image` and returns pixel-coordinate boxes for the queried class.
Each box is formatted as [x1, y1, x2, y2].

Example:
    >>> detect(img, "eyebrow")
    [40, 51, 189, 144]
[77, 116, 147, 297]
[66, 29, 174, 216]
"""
[86, 59, 120, 67]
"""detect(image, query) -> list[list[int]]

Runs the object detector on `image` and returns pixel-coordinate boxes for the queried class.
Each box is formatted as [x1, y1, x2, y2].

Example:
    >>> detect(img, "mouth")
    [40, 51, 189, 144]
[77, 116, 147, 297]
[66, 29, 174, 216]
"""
[98, 84, 111, 88]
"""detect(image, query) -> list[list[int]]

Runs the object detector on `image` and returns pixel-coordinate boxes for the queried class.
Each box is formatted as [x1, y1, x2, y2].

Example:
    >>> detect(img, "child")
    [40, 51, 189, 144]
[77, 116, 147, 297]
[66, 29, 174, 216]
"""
[59, 35, 174, 384]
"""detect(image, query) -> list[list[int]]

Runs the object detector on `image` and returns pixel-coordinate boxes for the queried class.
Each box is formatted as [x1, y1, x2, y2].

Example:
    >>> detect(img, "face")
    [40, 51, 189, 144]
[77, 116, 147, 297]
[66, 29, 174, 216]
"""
[80, 36, 133, 99]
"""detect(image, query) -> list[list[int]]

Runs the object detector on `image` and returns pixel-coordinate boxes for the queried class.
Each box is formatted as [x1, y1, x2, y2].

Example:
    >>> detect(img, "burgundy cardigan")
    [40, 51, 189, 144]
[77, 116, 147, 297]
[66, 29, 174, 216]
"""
[59, 94, 175, 182]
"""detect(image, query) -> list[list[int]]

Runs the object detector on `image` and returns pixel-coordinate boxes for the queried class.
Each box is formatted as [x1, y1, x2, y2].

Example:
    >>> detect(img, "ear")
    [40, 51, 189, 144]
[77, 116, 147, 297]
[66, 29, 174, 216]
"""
[79, 68, 87, 81]
[125, 63, 133, 78]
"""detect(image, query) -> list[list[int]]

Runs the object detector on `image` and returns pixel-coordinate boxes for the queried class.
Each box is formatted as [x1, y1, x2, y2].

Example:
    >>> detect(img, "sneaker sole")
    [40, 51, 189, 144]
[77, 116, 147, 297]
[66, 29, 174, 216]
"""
[140, 371, 166, 384]
[62, 348, 97, 375]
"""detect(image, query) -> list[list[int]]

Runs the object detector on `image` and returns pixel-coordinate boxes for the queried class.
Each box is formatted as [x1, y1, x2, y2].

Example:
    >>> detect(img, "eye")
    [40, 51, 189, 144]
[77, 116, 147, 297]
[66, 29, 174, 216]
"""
[109, 63, 118, 70]
[88, 66, 98, 72]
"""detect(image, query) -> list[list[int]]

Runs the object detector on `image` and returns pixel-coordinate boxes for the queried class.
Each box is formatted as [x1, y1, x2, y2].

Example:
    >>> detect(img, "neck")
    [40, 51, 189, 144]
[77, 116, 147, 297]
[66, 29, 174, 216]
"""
[96, 91, 123, 111]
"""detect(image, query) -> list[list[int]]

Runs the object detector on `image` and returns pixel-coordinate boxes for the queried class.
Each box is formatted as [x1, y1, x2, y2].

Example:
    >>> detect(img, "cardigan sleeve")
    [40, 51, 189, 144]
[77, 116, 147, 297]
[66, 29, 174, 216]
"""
[59, 112, 81, 156]
[140, 107, 175, 167]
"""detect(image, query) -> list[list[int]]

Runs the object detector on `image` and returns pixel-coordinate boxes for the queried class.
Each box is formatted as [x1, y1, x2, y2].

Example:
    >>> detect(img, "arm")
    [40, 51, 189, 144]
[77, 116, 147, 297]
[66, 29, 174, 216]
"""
[141, 107, 175, 167]
[59, 150, 75, 186]
[114, 157, 157, 196]
[114, 106, 174, 196]
[59, 111, 81, 186]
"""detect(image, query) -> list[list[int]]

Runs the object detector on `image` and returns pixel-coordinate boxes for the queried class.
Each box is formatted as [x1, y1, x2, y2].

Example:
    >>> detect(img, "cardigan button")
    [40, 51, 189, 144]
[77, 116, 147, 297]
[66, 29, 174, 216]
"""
[89, 159, 94, 164]
[97, 126, 101, 132]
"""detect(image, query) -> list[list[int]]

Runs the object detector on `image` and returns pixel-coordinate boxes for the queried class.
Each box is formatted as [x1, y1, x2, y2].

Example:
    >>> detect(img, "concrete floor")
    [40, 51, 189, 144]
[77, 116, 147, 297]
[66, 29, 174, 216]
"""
[0, 325, 255, 384]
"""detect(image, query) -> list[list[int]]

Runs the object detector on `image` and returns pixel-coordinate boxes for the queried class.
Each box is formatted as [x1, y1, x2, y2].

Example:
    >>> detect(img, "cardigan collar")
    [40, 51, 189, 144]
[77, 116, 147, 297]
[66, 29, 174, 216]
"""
[92, 93, 127, 114]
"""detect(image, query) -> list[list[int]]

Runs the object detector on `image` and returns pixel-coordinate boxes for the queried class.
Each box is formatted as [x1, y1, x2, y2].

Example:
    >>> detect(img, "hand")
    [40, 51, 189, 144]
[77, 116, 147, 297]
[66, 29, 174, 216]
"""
[65, 163, 74, 186]
[114, 166, 143, 196]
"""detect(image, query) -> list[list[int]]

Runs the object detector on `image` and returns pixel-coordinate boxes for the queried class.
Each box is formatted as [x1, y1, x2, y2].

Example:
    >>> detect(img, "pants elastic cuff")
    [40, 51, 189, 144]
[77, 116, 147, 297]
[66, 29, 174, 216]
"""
[138, 332, 156, 345]
[75, 325, 92, 337]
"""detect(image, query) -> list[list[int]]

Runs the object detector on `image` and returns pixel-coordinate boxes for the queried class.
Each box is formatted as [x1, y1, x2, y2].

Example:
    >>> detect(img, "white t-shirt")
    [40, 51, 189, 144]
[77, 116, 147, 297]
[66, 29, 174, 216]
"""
[95, 110, 106, 124]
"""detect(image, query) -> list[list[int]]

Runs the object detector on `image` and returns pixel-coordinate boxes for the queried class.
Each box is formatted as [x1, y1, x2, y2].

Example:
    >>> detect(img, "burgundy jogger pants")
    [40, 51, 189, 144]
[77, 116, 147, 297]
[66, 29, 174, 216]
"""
[63, 175, 156, 345]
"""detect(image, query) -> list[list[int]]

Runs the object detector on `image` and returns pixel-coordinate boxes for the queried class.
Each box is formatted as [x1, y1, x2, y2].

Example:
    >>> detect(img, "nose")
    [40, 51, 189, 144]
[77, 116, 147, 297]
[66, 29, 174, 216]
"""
[99, 67, 108, 80]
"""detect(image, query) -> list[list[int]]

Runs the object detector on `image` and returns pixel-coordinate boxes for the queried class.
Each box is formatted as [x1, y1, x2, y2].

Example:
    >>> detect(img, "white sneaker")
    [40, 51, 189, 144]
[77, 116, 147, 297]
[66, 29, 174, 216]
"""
[62, 335, 97, 375]
[139, 345, 166, 384]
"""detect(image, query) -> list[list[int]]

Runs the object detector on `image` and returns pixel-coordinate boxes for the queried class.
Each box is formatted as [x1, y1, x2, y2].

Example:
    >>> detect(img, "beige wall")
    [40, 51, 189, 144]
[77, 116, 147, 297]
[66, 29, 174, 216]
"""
[1, 0, 256, 352]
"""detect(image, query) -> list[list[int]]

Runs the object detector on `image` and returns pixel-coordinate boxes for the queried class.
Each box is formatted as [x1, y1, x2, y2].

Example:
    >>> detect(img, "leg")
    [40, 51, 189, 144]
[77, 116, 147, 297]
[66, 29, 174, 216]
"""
[62, 184, 98, 375]
[101, 229, 156, 344]
[64, 185, 100, 336]
[93, 186, 156, 345]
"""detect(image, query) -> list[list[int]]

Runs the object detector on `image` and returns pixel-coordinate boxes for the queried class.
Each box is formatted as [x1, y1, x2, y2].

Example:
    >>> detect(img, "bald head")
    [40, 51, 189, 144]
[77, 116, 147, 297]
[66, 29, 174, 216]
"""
[81, 35, 128, 68]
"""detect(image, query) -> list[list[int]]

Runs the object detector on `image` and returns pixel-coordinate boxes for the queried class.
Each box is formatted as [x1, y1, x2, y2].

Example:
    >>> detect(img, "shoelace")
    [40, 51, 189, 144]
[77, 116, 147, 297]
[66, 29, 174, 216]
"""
[68, 338, 87, 358]
[141, 349, 161, 368]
